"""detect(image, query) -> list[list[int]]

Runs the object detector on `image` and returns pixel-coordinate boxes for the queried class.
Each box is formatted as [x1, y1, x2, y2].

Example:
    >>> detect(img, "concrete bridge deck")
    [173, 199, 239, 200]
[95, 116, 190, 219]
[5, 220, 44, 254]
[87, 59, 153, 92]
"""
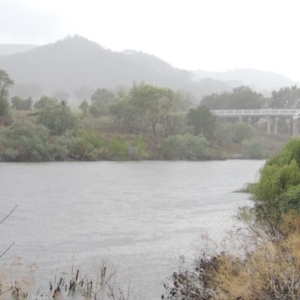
[210, 109, 300, 117]
[210, 109, 300, 137]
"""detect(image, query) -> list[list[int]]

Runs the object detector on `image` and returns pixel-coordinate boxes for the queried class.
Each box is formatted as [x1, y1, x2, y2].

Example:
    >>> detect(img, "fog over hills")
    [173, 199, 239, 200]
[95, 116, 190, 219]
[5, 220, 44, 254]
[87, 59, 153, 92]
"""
[0, 35, 297, 102]
[0, 44, 37, 57]
[193, 69, 296, 94]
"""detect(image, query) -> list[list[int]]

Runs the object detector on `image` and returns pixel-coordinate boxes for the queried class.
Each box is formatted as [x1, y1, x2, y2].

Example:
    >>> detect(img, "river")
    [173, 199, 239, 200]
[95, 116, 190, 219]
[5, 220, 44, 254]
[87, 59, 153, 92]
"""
[0, 160, 264, 299]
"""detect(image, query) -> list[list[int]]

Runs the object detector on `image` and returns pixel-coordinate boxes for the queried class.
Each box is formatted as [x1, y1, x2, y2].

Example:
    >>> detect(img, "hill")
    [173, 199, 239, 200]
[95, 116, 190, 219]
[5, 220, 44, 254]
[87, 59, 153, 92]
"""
[193, 68, 296, 94]
[0, 35, 232, 102]
[0, 44, 37, 57]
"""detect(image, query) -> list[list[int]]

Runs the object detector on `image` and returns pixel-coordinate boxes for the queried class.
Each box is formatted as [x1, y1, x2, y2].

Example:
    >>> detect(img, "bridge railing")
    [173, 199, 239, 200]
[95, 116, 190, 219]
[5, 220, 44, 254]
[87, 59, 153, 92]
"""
[210, 109, 300, 116]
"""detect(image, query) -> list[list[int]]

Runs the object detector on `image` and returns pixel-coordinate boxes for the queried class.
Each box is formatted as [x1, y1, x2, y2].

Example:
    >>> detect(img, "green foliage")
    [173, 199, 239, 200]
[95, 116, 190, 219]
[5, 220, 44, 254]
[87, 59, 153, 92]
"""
[186, 105, 216, 139]
[217, 121, 255, 144]
[55, 131, 102, 161]
[270, 85, 300, 108]
[249, 139, 300, 232]
[11, 96, 33, 110]
[0, 69, 14, 117]
[172, 91, 192, 112]
[0, 121, 53, 161]
[267, 138, 300, 167]
[242, 139, 265, 159]
[34, 95, 58, 109]
[37, 102, 78, 135]
[76, 129, 104, 148]
[230, 121, 255, 143]
[89, 88, 115, 117]
[161, 134, 211, 160]
[128, 83, 174, 138]
[108, 138, 129, 160]
[202, 86, 265, 109]
[128, 135, 146, 160]
[79, 99, 89, 115]
[109, 83, 175, 138]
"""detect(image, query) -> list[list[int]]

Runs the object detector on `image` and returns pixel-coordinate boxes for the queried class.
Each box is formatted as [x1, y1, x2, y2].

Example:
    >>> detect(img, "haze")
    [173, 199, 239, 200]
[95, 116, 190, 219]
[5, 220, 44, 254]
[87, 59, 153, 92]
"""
[1, 0, 300, 81]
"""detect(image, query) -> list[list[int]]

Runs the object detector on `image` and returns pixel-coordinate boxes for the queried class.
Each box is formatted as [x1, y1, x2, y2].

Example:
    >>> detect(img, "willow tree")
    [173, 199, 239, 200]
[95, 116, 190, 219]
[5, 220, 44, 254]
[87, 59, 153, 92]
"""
[0, 70, 14, 117]
[249, 138, 300, 234]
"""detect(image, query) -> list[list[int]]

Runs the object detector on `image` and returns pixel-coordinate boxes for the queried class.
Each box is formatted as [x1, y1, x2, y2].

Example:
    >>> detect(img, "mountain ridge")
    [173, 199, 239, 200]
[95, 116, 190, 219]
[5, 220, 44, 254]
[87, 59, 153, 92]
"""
[0, 35, 297, 101]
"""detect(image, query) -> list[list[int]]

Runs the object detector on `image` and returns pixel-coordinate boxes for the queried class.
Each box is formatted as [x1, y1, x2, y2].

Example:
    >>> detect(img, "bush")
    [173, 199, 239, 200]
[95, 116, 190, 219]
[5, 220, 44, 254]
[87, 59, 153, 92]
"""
[108, 138, 129, 160]
[161, 134, 211, 160]
[37, 102, 78, 135]
[0, 121, 53, 161]
[242, 139, 265, 159]
[54, 130, 104, 161]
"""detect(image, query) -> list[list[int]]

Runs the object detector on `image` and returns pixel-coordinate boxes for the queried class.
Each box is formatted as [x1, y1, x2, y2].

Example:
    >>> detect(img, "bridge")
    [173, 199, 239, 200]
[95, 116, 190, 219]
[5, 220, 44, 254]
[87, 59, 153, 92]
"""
[210, 109, 300, 137]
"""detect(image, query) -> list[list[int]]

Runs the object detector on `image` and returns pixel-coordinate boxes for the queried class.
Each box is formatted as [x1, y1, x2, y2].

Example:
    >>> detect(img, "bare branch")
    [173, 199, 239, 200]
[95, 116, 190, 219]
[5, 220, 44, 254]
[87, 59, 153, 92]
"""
[0, 241, 15, 258]
[0, 204, 18, 225]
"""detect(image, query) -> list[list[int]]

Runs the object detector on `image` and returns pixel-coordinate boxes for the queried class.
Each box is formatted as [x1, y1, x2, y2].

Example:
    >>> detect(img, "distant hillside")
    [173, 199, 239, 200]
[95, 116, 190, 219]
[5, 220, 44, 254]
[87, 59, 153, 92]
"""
[0, 36, 232, 102]
[1, 37, 294, 102]
[193, 69, 296, 93]
[0, 44, 37, 57]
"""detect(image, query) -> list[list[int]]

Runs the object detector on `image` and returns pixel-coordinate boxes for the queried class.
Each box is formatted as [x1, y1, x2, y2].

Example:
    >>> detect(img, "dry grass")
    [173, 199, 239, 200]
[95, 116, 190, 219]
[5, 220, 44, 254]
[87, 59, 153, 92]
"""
[164, 215, 300, 300]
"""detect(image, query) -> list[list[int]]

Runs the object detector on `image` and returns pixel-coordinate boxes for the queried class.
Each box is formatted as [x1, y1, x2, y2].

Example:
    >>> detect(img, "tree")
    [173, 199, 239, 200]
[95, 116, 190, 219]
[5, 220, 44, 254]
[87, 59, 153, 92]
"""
[89, 88, 115, 117]
[11, 96, 33, 110]
[186, 105, 216, 139]
[269, 85, 300, 108]
[34, 95, 58, 109]
[37, 102, 78, 135]
[128, 83, 174, 138]
[0, 69, 14, 117]
[79, 99, 89, 115]
[201, 86, 265, 109]
[109, 83, 174, 138]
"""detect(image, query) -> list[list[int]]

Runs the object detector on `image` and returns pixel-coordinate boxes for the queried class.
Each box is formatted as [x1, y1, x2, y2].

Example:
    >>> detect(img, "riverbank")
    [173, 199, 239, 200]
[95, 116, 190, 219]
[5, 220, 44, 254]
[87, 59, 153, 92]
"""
[0, 109, 290, 162]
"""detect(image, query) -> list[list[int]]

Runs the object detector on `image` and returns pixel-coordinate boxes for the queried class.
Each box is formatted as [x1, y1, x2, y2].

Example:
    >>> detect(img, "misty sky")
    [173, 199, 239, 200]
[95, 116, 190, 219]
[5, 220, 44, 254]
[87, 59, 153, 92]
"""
[1, 0, 300, 81]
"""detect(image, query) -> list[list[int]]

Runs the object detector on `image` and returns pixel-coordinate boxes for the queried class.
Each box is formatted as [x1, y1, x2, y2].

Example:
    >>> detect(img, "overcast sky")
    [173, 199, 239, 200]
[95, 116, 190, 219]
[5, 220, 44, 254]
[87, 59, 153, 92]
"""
[1, 0, 300, 80]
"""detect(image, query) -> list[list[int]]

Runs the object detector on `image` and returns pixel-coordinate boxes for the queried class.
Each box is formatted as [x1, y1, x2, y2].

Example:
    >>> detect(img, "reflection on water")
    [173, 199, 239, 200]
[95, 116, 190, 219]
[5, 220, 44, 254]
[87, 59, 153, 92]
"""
[0, 160, 264, 299]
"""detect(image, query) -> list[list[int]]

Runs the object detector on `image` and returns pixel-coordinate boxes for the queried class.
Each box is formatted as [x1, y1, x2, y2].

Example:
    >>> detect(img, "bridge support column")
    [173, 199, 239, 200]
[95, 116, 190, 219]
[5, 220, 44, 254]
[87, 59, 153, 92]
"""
[274, 117, 278, 134]
[267, 116, 271, 134]
[293, 118, 298, 138]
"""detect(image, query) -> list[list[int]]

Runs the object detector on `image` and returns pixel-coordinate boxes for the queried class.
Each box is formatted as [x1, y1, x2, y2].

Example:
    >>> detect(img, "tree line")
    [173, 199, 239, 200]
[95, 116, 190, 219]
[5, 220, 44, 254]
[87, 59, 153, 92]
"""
[0, 69, 291, 162]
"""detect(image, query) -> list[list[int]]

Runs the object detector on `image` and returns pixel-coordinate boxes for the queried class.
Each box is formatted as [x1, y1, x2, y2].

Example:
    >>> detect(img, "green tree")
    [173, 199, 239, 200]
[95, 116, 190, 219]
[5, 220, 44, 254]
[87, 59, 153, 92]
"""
[79, 99, 89, 115]
[0, 69, 14, 117]
[186, 105, 216, 139]
[269, 85, 300, 108]
[11, 96, 33, 110]
[89, 88, 115, 117]
[128, 83, 174, 138]
[34, 95, 58, 109]
[109, 83, 174, 138]
[37, 102, 78, 135]
[246, 139, 300, 233]
[201, 86, 265, 109]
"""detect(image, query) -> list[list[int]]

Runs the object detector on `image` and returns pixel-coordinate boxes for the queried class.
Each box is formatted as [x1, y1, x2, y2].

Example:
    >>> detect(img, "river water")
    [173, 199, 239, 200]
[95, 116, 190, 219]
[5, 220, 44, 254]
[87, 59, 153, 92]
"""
[0, 160, 264, 299]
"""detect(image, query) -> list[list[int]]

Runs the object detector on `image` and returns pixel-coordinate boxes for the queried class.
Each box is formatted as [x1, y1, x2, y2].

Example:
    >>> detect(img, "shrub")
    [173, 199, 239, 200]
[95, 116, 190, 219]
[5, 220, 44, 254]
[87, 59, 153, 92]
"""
[0, 121, 53, 161]
[242, 139, 265, 159]
[108, 138, 129, 160]
[161, 134, 211, 160]
[37, 102, 78, 135]
[55, 130, 103, 161]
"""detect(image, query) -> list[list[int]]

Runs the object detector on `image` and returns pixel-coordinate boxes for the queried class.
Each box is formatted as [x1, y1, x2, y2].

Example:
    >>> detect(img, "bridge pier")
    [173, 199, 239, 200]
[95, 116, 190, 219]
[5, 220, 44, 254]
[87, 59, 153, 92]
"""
[274, 117, 278, 135]
[293, 117, 298, 138]
[267, 116, 271, 134]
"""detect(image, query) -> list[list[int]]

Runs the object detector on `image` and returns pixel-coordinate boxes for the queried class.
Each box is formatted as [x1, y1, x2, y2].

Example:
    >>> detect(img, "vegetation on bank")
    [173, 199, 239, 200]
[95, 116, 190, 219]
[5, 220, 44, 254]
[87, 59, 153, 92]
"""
[0, 70, 292, 162]
[163, 138, 300, 300]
